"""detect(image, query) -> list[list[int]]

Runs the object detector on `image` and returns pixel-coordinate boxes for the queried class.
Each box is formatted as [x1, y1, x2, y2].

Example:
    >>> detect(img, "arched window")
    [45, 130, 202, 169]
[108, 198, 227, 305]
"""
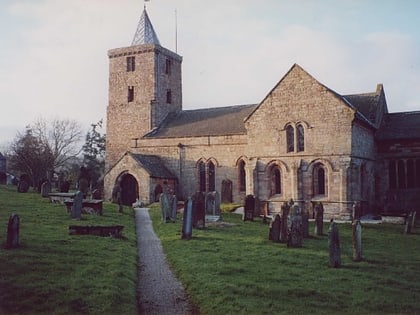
[208, 161, 216, 191]
[198, 161, 206, 192]
[297, 124, 305, 152]
[270, 167, 281, 195]
[313, 164, 327, 196]
[239, 160, 246, 192]
[286, 125, 294, 153]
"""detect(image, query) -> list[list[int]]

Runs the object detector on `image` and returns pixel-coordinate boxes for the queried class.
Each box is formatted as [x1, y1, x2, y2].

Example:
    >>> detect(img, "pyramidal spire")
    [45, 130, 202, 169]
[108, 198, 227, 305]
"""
[131, 7, 160, 46]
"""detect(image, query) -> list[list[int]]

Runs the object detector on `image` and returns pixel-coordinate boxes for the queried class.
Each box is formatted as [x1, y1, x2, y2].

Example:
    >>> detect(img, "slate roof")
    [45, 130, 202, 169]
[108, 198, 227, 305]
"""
[132, 8, 160, 46]
[343, 92, 379, 124]
[130, 153, 175, 178]
[375, 111, 420, 140]
[144, 104, 258, 138]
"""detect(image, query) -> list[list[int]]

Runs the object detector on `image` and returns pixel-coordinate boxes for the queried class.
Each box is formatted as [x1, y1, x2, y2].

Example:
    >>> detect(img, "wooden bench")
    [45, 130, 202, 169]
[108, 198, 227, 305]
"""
[64, 199, 103, 215]
[69, 225, 124, 238]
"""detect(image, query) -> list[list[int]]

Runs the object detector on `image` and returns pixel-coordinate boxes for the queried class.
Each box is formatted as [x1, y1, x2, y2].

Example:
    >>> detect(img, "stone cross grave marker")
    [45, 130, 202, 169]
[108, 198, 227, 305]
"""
[71, 191, 83, 220]
[5, 213, 20, 249]
[181, 197, 193, 240]
[328, 220, 341, 268]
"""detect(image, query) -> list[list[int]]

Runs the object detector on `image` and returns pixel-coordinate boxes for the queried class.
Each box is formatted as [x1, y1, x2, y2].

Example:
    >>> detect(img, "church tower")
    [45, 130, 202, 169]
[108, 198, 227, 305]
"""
[105, 8, 182, 170]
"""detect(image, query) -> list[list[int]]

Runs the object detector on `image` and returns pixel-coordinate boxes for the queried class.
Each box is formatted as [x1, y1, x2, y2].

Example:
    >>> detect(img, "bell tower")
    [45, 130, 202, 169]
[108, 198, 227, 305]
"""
[105, 8, 182, 170]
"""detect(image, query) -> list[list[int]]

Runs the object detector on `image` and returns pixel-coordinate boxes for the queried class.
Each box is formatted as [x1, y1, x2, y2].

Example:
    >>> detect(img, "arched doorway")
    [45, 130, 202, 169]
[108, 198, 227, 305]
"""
[120, 173, 138, 206]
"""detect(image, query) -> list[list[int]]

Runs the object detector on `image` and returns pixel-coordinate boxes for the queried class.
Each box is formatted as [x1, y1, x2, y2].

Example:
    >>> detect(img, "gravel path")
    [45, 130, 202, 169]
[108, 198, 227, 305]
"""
[135, 208, 195, 315]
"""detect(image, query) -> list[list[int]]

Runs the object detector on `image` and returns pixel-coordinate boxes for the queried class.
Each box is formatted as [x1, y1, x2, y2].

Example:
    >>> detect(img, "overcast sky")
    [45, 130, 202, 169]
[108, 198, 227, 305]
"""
[0, 0, 419, 151]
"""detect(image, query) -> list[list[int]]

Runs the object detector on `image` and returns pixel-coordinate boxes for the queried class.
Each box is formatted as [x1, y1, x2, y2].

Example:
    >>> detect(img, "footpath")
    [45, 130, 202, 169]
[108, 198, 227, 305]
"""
[134, 208, 195, 315]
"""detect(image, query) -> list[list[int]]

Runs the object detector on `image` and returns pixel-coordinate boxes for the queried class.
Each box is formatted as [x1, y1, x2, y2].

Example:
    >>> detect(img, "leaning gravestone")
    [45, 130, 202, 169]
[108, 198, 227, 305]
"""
[280, 201, 290, 243]
[405, 211, 417, 234]
[182, 197, 193, 240]
[243, 195, 255, 221]
[268, 214, 281, 242]
[41, 181, 52, 198]
[328, 220, 341, 268]
[5, 213, 20, 249]
[192, 192, 205, 228]
[160, 192, 172, 223]
[287, 204, 303, 248]
[71, 191, 83, 220]
[352, 219, 362, 261]
[314, 202, 324, 236]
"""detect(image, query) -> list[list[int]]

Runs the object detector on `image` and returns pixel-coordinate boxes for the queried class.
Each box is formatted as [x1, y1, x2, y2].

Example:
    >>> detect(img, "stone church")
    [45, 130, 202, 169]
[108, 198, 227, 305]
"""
[104, 8, 420, 219]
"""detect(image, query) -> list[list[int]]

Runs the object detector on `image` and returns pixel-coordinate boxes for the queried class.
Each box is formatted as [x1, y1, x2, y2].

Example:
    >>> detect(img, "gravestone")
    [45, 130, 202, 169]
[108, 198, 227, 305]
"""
[279, 201, 291, 243]
[160, 192, 173, 223]
[268, 214, 281, 242]
[205, 191, 221, 217]
[170, 195, 177, 221]
[182, 198, 193, 240]
[243, 195, 255, 221]
[328, 220, 341, 268]
[17, 180, 29, 193]
[71, 191, 83, 220]
[112, 183, 123, 213]
[192, 192, 205, 228]
[314, 202, 324, 236]
[5, 213, 20, 249]
[41, 181, 52, 198]
[287, 204, 303, 248]
[352, 219, 362, 261]
[60, 180, 70, 193]
[352, 202, 362, 222]
[91, 189, 102, 199]
[404, 211, 417, 234]
[302, 207, 309, 238]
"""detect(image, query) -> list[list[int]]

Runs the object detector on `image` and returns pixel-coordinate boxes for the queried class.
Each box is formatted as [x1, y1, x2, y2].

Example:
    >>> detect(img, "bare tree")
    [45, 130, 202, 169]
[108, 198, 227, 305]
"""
[31, 117, 83, 171]
[8, 118, 83, 187]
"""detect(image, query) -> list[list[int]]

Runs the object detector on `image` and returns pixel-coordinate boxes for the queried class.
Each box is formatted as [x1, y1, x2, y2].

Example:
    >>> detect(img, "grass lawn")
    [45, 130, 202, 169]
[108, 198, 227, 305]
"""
[149, 204, 420, 315]
[0, 185, 138, 315]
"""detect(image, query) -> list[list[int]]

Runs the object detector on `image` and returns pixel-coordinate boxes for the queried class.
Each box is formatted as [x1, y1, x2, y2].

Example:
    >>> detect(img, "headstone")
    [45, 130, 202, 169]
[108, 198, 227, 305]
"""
[352, 219, 362, 261]
[41, 181, 52, 198]
[17, 180, 29, 193]
[328, 220, 341, 268]
[170, 194, 177, 222]
[60, 180, 70, 193]
[160, 192, 173, 223]
[92, 189, 102, 199]
[192, 192, 205, 228]
[352, 202, 362, 222]
[243, 195, 255, 221]
[112, 183, 123, 213]
[71, 191, 83, 220]
[314, 202, 324, 236]
[302, 207, 309, 238]
[205, 191, 221, 216]
[268, 214, 281, 242]
[287, 204, 303, 248]
[5, 213, 20, 249]
[279, 201, 291, 243]
[181, 198, 193, 240]
[404, 211, 417, 234]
